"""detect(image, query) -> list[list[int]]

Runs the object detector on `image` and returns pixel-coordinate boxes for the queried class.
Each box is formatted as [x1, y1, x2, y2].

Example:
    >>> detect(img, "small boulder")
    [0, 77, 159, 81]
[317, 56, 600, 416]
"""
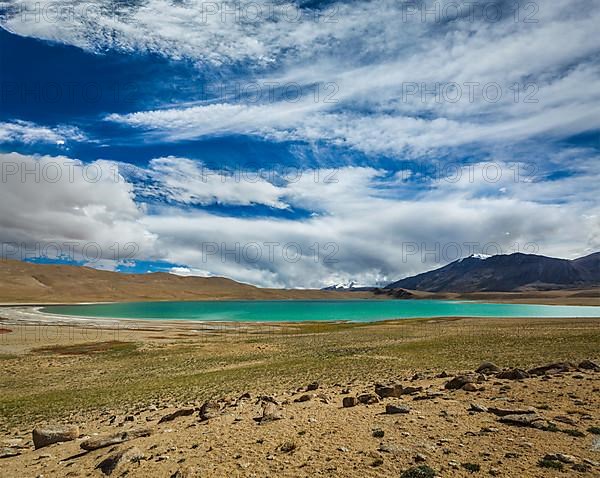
[199, 401, 220, 421]
[342, 396, 359, 408]
[579, 360, 600, 371]
[462, 383, 479, 392]
[497, 368, 530, 380]
[357, 393, 379, 405]
[445, 375, 478, 390]
[294, 394, 312, 403]
[306, 381, 320, 391]
[469, 403, 488, 413]
[544, 453, 576, 464]
[375, 384, 400, 398]
[488, 406, 536, 417]
[385, 404, 410, 414]
[158, 408, 195, 424]
[400, 386, 423, 395]
[528, 362, 575, 376]
[80, 427, 153, 451]
[0, 447, 21, 458]
[96, 446, 144, 475]
[476, 362, 501, 374]
[258, 402, 282, 423]
[499, 414, 548, 429]
[32, 425, 79, 449]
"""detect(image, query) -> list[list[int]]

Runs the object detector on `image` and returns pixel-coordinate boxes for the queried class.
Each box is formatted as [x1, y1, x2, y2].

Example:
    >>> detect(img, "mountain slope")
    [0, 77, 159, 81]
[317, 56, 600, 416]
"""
[385, 252, 600, 292]
[0, 259, 371, 303]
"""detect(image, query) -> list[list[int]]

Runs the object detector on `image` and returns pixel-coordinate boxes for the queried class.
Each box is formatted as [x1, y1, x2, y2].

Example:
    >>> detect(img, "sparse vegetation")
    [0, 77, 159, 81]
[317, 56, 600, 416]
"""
[1, 317, 599, 429]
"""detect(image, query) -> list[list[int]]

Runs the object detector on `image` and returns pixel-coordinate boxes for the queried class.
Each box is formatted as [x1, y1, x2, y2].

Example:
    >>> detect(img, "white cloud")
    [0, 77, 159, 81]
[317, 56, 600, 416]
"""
[0, 120, 86, 145]
[122, 156, 290, 209]
[0, 152, 157, 263]
[0, 152, 598, 287]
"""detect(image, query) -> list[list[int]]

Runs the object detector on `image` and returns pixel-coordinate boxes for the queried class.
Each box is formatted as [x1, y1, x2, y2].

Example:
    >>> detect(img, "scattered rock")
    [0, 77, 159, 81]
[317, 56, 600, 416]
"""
[400, 465, 436, 478]
[579, 359, 600, 371]
[554, 415, 577, 426]
[475, 362, 501, 374]
[0, 447, 21, 459]
[496, 368, 530, 380]
[498, 414, 549, 429]
[279, 441, 296, 453]
[306, 382, 320, 391]
[414, 453, 427, 463]
[375, 384, 400, 398]
[401, 386, 423, 395]
[378, 442, 402, 454]
[257, 402, 282, 423]
[528, 362, 575, 376]
[413, 392, 444, 401]
[488, 406, 536, 417]
[96, 446, 144, 475]
[543, 453, 576, 464]
[445, 375, 478, 390]
[462, 462, 481, 472]
[469, 403, 488, 413]
[80, 427, 153, 451]
[342, 397, 359, 408]
[32, 425, 79, 449]
[158, 408, 195, 424]
[199, 401, 220, 421]
[372, 428, 385, 438]
[385, 404, 410, 414]
[462, 383, 479, 392]
[294, 394, 312, 403]
[357, 393, 379, 405]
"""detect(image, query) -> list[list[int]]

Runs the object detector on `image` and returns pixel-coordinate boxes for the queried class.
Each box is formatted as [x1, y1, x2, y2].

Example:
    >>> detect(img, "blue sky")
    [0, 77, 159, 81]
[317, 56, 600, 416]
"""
[0, 0, 599, 287]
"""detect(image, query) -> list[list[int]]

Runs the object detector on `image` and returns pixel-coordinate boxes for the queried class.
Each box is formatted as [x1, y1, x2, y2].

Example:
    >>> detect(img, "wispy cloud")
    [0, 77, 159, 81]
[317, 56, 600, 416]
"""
[0, 120, 86, 145]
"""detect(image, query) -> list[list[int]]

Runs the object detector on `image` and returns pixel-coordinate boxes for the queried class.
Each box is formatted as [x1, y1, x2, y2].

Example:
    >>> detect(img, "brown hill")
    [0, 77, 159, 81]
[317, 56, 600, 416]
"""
[0, 260, 372, 304]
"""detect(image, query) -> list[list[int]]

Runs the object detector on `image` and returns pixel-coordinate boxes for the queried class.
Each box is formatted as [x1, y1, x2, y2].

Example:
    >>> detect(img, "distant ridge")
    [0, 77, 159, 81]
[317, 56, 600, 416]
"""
[0, 259, 371, 304]
[385, 252, 600, 292]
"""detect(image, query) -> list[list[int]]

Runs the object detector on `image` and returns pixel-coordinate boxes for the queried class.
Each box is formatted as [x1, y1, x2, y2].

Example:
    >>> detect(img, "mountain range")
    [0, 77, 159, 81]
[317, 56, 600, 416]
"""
[385, 252, 600, 293]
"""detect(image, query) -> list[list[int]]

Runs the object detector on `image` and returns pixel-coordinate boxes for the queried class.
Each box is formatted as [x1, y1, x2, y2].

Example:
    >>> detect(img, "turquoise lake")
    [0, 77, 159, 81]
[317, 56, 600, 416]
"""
[42, 300, 600, 322]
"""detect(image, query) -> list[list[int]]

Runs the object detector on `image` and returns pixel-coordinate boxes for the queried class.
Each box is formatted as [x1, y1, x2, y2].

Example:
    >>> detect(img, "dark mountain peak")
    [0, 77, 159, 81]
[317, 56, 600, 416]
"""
[386, 252, 600, 293]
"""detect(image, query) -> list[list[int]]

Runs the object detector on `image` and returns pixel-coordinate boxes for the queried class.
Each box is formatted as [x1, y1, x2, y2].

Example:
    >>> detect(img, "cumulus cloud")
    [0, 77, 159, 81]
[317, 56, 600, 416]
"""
[0, 152, 598, 287]
[0, 152, 157, 266]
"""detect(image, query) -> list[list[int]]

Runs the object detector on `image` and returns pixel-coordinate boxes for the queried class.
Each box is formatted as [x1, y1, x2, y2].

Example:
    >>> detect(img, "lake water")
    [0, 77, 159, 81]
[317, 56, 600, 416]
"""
[41, 300, 600, 322]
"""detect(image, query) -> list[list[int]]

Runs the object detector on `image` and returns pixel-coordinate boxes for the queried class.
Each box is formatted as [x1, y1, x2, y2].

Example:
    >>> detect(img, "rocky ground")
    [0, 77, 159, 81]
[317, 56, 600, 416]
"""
[1, 360, 599, 477]
[1, 316, 600, 477]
